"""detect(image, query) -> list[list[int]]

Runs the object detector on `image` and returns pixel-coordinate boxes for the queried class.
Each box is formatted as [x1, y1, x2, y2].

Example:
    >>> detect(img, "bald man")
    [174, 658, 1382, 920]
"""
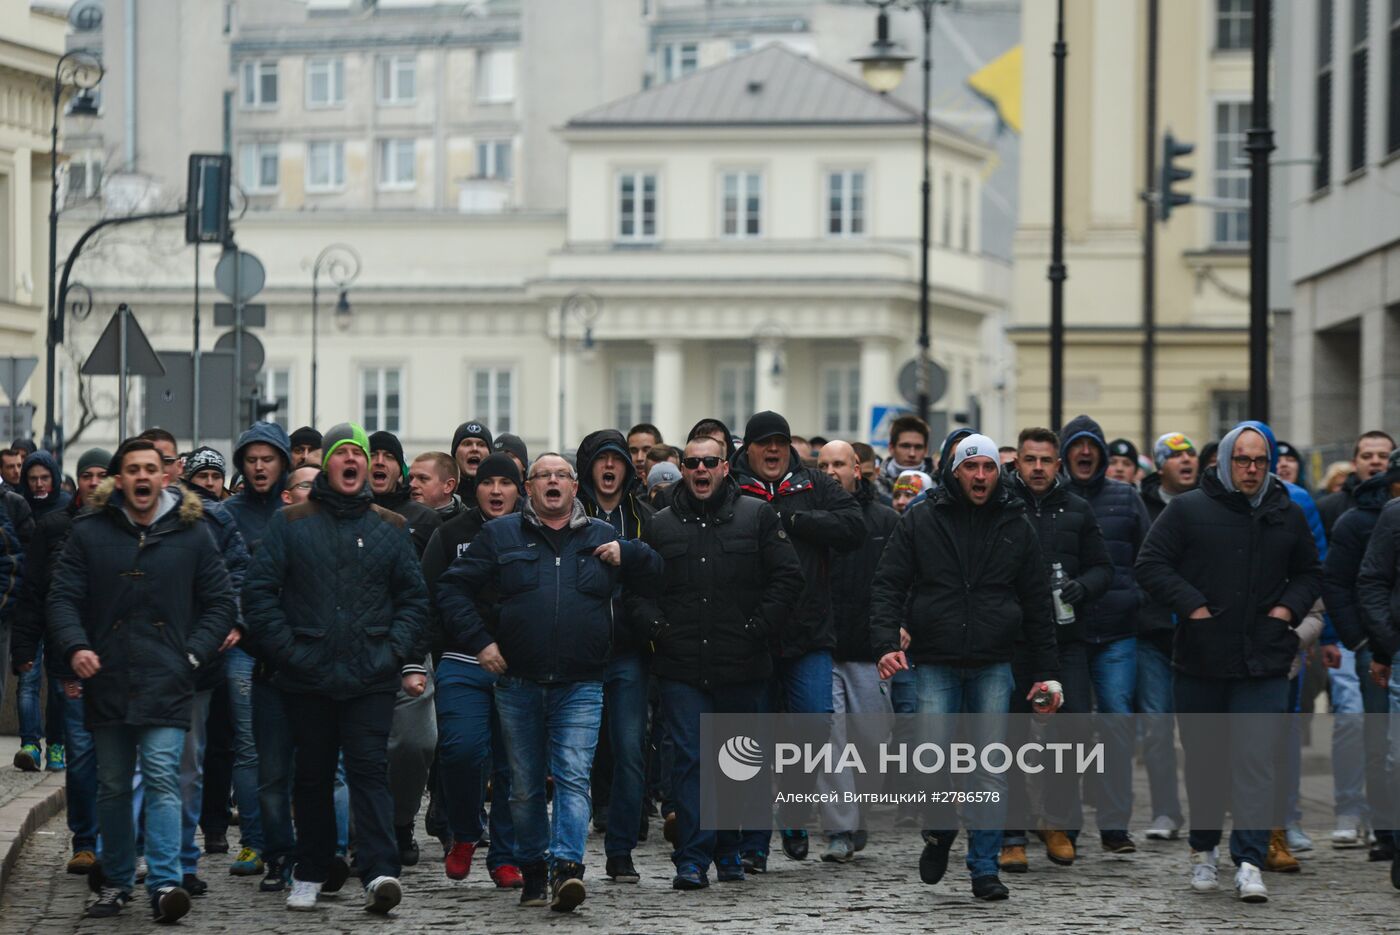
[813, 441, 899, 862]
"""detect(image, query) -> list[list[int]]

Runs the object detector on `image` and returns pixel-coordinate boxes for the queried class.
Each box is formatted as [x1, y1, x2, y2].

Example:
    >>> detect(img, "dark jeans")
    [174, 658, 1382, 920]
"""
[658, 677, 769, 874]
[1005, 640, 1092, 845]
[1085, 636, 1136, 833]
[1136, 635, 1183, 824]
[18, 645, 66, 747]
[287, 691, 399, 884]
[199, 673, 234, 838]
[1175, 673, 1289, 869]
[252, 679, 296, 863]
[602, 653, 649, 858]
[63, 693, 99, 852]
[433, 658, 518, 867]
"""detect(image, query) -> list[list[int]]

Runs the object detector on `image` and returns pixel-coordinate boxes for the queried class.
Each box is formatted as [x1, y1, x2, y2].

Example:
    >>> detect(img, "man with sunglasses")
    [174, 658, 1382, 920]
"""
[1137, 422, 1321, 904]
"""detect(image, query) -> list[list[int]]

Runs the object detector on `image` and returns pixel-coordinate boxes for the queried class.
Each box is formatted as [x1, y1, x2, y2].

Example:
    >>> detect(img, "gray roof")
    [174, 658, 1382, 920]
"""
[567, 43, 922, 128]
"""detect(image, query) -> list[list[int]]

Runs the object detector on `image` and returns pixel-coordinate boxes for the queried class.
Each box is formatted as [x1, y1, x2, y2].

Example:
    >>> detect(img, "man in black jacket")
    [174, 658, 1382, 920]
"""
[370, 431, 442, 557]
[48, 439, 236, 923]
[1136, 422, 1322, 904]
[1319, 430, 1395, 536]
[629, 434, 803, 890]
[224, 421, 292, 553]
[1000, 427, 1112, 871]
[729, 410, 864, 867]
[1059, 414, 1151, 853]
[243, 423, 430, 916]
[450, 421, 493, 502]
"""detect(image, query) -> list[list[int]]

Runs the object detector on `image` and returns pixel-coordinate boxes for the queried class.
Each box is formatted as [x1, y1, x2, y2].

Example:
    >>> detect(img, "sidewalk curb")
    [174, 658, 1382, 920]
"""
[0, 772, 67, 896]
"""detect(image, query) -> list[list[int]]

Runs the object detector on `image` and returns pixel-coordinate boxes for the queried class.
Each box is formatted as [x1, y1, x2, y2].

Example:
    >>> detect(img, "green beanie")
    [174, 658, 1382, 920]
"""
[321, 423, 370, 469]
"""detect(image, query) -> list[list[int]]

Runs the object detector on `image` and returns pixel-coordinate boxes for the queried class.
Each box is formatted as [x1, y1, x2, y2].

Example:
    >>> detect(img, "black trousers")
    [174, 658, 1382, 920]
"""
[287, 691, 398, 884]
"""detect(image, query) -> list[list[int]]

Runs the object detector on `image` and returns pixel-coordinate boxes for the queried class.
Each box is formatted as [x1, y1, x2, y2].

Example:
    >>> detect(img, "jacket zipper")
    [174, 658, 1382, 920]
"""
[553, 554, 561, 680]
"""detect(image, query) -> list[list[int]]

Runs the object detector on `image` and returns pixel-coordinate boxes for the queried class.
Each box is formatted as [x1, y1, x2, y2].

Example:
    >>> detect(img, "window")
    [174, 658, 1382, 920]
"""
[732, 38, 753, 56]
[361, 367, 402, 433]
[615, 365, 654, 430]
[475, 48, 516, 103]
[1216, 0, 1253, 50]
[716, 364, 756, 432]
[240, 60, 278, 108]
[261, 368, 291, 431]
[376, 55, 416, 105]
[305, 58, 344, 108]
[1209, 390, 1249, 440]
[1316, 0, 1335, 189]
[470, 366, 514, 433]
[63, 152, 103, 205]
[959, 177, 972, 252]
[940, 172, 953, 246]
[659, 42, 699, 82]
[306, 141, 345, 192]
[821, 365, 861, 436]
[475, 139, 513, 180]
[1213, 101, 1250, 245]
[239, 143, 278, 193]
[1390, 0, 1400, 153]
[721, 171, 762, 239]
[377, 138, 416, 190]
[826, 170, 866, 237]
[1349, 0, 1369, 172]
[617, 171, 658, 242]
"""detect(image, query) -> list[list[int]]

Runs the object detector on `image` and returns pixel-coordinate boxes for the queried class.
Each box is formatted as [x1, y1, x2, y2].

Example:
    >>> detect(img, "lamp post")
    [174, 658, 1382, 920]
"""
[855, 1, 942, 426]
[42, 49, 103, 454]
[557, 292, 601, 450]
[310, 244, 361, 429]
[1048, 0, 1067, 431]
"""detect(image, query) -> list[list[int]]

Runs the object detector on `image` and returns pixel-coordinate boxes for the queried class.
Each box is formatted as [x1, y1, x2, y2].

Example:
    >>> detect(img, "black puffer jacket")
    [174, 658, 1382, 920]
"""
[1006, 470, 1113, 645]
[1321, 471, 1396, 651]
[420, 505, 511, 663]
[242, 473, 430, 699]
[869, 478, 1059, 682]
[47, 485, 235, 729]
[628, 478, 803, 688]
[577, 429, 655, 656]
[1357, 498, 1400, 665]
[1136, 468, 1322, 679]
[730, 444, 864, 657]
[1318, 472, 1362, 538]
[831, 480, 899, 663]
[10, 496, 82, 679]
[1137, 471, 1196, 638]
[1060, 415, 1150, 644]
[373, 484, 442, 558]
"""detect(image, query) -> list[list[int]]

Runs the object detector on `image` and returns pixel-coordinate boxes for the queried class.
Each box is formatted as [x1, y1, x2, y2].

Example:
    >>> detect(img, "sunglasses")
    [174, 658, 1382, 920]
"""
[161, 456, 179, 466]
[682, 456, 723, 470]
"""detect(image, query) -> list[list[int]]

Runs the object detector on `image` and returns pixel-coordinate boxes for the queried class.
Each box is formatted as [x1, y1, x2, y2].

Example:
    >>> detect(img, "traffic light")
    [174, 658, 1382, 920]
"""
[245, 388, 280, 427]
[1158, 132, 1194, 222]
[186, 153, 231, 245]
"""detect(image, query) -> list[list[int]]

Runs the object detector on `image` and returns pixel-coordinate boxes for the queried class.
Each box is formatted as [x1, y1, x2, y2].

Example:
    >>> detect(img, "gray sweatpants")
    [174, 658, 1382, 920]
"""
[387, 660, 438, 829]
[819, 661, 893, 834]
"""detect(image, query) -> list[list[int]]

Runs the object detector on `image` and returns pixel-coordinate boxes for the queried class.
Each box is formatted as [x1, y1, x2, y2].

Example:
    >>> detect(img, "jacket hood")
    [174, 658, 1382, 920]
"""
[1216, 422, 1275, 507]
[1059, 414, 1109, 487]
[1352, 469, 1398, 511]
[936, 428, 975, 489]
[932, 466, 1018, 511]
[89, 476, 204, 528]
[20, 450, 71, 512]
[233, 422, 292, 479]
[1200, 451, 1289, 513]
[576, 429, 639, 503]
[687, 417, 735, 453]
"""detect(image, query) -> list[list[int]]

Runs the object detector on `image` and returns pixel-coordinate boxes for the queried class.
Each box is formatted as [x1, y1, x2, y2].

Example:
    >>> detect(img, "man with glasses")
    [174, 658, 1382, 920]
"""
[435, 453, 661, 913]
[1137, 422, 1321, 904]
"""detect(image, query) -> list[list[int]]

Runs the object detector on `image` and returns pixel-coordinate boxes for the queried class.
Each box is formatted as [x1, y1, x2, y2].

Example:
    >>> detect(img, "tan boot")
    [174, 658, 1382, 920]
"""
[1266, 829, 1300, 873]
[998, 844, 1028, 874]
[1042, 829, 1076, 866]
[66, 850, 97, 875]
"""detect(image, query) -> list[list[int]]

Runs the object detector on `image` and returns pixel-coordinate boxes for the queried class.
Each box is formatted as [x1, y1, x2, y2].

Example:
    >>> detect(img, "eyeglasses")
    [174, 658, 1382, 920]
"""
[161, 456, 179, 466]
[289, 481, 314, 491]
[1231, 455, 1270, 470]
[681, 456, 723, 470]
[528, 470, 574, 482]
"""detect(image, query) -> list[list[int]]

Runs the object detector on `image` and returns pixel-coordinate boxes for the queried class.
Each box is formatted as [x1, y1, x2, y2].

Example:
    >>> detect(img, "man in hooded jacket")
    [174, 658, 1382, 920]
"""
[224, 422, 293, 553]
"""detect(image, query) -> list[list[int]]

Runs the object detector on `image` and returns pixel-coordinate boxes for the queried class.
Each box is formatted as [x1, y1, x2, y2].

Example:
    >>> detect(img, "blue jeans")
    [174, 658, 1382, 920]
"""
[180, 690, 214, 875]
[1331, 646, 1367, 818]
[94, 724, 186, 894]
[1135, 637, 1183, 824]
[63, 693, 99, 852]
[224, 647, 264, 853]
[603, 653, 649, 859]
[913, 663, 1013, 880]
[1086, 637, 1136, 834]
[434, 658, 517, 866]
[659, 677, 769, 874]
[18, 645, 66, 747]
[1006, 641, 1091, 845]
[495, 677, 603, 867]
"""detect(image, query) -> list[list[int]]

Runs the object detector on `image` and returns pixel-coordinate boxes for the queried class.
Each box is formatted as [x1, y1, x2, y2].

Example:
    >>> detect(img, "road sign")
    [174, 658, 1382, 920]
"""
[869, 405, 910, 451]
[144, 351, 236, 440]
[214, 329, 264, 389]
[214, 303, 266, 327]
[0, 404, 35, 439]
[0, 356, 38, 403]
[897, 358, 949, 408]
[214, 250, 265, 303]
[81, 307, 165, 377]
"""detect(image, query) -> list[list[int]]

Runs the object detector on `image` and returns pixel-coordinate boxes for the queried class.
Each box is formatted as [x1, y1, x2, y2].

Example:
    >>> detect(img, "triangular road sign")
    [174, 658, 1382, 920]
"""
[82, 307, 167, 377]
[0, 356, 37, 403]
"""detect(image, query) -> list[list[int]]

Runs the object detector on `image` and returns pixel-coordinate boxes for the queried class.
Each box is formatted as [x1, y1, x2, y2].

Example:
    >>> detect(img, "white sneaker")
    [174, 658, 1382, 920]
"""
[286, 879, 321, 911]
[1189, 848, 1219, 892]
[364, 876, 402, 915]
[1285, 824, 1313, 852]
[1234, 861, 1268, 903]
[1332, 816, 1362, 848]
[1145, 815, 1181, 841]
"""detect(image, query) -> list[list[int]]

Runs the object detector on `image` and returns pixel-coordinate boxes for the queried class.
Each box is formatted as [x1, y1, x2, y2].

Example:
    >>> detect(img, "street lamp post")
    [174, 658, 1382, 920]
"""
[557, 292, 601, 451]
[855, 1, 941, 426]
[1048, 0, 1068, 432]
[42, 49, 103, 454]
[310, 244, 361, 429]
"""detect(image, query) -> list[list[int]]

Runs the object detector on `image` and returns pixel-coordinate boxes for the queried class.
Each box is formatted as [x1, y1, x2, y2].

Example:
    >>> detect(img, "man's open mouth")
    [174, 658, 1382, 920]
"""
[692, 475, 712, 492]
[134, 483, 153, 498]
[466, 455, 482, 468]
[342, 467, 360, 484]
[372, 468, 389, 482]
[543, 488, 563, 503]
[601, 470, 617, 487]
[487, 495, 506, 513]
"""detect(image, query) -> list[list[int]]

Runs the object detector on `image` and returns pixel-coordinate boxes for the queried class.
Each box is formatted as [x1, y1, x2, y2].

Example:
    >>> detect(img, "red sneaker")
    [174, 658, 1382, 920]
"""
[445, 842, 476, 881]
[489, 864, 524, 889]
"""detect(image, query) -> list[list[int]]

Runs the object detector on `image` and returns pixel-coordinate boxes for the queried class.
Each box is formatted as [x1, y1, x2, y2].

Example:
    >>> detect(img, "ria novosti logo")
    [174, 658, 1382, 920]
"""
[717, 736, 764, 781]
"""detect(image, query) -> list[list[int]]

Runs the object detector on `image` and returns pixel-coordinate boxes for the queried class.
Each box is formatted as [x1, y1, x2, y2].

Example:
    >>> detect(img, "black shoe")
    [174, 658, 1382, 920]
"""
[605, 854, 639, 883]
[323, 853, 351, 894]
[182, 874, 208, 897]
[259, 858, 291, 893]
[638, 809, 650, 842]
[87, 861, 106, 895]
[1391, 854, 1399, 891]
[716, 856, 746, 882]
[740, 850, 767, 875]
[520, 862, 549, 907]
[151, 885, 191, 923]
[780, 829, 808, 861]
[1101, 831, 1136, 854]
[550, 861, 586, 913]
[672, 864, 709, 890]
[919, 834, 955, 885]
[395, 825, 420, 867]
[592, 805, 609, 834]
[1368, 840, 1395, 862]
[203, 830, 229, 855]
[971, 875, 1009, 901]
[86, 886, 130, 919]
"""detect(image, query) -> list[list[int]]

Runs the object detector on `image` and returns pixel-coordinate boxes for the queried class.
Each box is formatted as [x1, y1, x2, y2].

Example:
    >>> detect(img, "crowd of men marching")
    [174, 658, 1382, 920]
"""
[0, 406, 1396, 922]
